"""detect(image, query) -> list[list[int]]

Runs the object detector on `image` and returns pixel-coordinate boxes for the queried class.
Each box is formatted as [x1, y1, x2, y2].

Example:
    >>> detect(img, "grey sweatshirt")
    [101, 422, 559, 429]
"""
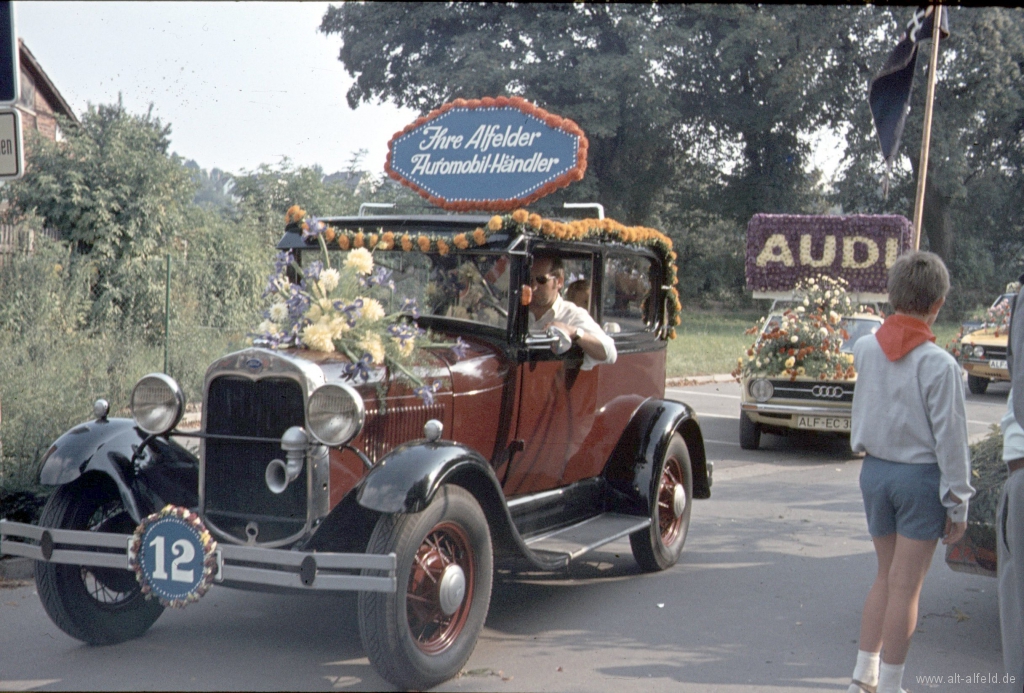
[851, 336, 974, 523]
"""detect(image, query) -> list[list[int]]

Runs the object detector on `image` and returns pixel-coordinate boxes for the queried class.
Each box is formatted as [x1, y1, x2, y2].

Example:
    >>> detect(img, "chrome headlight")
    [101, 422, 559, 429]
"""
[130, 373, 185, 435]
[972, 345, 985, 358]
[307, 383, 365, 446]
[749, 378, 774, 403]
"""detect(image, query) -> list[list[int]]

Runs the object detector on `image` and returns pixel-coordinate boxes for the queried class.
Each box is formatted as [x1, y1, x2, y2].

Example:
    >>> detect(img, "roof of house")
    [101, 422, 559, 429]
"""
[18, 40, 78, 125]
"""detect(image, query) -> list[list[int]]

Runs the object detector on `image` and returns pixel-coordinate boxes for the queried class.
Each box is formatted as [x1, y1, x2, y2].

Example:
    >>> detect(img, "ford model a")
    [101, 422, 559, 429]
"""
[1, 210, 710, 690]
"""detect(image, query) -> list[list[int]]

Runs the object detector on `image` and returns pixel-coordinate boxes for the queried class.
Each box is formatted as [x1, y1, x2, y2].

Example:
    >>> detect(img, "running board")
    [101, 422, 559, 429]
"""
[523, 512, 649, 562]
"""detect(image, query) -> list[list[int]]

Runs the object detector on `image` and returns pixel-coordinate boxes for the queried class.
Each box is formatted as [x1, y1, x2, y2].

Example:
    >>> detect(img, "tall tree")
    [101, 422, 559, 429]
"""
[321, 4, 889, 229]
[833, 6, 1024, 310]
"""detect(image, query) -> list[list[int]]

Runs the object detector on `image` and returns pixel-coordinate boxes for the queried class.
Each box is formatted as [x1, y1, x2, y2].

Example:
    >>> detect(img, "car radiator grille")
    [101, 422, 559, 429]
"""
[768, 379, 853, 403]
[361, 403, 446, 463]
[203, 376, 307, 544]
[984, 346, 1008, 360]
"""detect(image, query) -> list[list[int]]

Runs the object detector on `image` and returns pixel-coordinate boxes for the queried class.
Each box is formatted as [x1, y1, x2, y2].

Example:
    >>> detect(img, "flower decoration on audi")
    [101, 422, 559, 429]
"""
[733, 274, 855, 382]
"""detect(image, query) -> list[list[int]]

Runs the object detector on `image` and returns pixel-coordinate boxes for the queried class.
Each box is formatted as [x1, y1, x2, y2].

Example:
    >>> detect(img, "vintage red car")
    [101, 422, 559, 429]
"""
[1, 211, 711, 690]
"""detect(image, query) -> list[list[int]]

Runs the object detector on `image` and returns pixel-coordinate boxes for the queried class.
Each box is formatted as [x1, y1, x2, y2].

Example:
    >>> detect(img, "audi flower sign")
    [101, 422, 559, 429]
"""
[745, 214, 912, 295]
[385, 96, 588, 212]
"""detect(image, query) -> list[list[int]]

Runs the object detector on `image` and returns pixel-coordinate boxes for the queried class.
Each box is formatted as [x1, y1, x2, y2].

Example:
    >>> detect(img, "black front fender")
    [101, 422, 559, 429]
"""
[37, 418, 199, 523]
[603, 398, 710, 516]
[356, 440, 501, 514]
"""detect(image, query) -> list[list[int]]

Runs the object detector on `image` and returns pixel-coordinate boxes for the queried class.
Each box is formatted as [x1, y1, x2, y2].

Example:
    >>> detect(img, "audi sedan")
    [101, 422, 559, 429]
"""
[738, 313, 883, 450]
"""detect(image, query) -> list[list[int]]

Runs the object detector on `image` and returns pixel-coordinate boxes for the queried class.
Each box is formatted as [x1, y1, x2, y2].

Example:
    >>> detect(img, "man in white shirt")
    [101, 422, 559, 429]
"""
[527, 255, 616, 371]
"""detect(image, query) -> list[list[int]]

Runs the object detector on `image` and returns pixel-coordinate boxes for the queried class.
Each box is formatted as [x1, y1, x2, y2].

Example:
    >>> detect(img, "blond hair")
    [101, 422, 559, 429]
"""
[887, 251, 949, 315]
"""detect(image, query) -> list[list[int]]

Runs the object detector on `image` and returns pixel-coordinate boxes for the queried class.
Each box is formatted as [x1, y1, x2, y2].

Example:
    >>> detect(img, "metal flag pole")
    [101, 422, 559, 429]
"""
[912, 4, 943, 250]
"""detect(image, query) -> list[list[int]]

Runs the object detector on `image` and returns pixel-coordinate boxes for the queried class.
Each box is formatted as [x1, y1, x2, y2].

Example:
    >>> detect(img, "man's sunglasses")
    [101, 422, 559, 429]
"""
[530, 274, 556, 285]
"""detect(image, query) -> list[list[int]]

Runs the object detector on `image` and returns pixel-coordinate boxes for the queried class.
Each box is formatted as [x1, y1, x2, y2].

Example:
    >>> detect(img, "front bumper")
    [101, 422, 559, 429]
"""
[961, 360, 1009, 381]
[0, 520, 396, 593]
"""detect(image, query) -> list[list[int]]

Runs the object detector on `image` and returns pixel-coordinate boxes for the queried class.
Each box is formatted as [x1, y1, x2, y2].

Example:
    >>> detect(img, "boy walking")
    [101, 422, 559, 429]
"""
[846, 251, 974, 693]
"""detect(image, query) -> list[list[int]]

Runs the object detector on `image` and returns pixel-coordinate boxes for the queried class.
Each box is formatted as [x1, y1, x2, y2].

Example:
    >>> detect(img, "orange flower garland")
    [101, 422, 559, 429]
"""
[285, 207, 682, 337]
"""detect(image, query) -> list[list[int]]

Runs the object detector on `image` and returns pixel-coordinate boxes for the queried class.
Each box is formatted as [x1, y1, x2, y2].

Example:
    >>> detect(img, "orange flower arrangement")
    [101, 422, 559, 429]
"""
[437, 239, 449, 256]
[511, 209, 529, 224]
[401, 234, 413, 251]
[353, 231, 365, 249]
[454, 233, 469, 249]
[472, 228, 487, 245]
[381, 231, 395, 249]
[417, 235, 431, 252]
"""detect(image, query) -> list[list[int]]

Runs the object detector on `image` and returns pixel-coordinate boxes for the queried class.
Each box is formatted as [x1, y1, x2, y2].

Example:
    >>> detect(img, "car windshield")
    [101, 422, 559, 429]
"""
[321, 248, 512, 331]
[839, 317, 880, 353]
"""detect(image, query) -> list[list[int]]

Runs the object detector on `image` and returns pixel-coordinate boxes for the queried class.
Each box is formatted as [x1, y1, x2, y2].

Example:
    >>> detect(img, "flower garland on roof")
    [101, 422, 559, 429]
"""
[285, 205, 683, 338]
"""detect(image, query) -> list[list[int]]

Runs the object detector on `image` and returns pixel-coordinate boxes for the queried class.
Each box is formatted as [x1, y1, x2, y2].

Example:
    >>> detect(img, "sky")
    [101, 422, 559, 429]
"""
[15, 1, 419, 176]
[14, 1, 845, 183]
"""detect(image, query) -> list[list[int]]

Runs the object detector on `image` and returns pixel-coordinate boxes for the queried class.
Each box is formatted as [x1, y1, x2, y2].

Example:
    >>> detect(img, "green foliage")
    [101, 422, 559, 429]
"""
[6, 102, 197, 334]
[832, 7, 1024, 315]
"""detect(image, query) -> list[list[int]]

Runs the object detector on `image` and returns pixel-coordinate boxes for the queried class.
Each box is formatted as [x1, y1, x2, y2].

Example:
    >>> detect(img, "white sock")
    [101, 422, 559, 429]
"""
[876, 661, 905, 693]
[851, 650, 880, 688]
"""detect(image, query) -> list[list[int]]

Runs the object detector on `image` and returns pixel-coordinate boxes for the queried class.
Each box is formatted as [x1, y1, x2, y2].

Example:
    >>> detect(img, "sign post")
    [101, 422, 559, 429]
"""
[0, 0, 22, 180]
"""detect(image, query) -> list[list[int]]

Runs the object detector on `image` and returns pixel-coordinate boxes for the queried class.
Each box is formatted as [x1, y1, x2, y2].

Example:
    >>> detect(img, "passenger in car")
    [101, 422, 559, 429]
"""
[528, 255, 616, 370]
[565, 279, 590, 310]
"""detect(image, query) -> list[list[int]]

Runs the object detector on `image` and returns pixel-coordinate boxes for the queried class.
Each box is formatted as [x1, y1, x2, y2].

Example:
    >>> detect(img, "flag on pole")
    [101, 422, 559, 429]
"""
[868, 6, 950, 198]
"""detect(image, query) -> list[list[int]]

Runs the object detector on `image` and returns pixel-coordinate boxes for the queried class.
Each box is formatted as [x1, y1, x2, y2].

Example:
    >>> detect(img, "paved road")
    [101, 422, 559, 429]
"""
[0, 380, 1011, 692]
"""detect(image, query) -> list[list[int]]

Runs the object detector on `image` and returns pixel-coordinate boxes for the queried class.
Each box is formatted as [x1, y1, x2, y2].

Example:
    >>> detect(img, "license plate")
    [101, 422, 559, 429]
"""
[796, 416, 850, 431]
[989, 359, 1007, 370]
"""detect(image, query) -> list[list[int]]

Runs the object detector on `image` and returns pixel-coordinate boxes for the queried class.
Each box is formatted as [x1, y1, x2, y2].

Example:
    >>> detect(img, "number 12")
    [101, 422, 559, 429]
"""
[148, 535, 196, 583]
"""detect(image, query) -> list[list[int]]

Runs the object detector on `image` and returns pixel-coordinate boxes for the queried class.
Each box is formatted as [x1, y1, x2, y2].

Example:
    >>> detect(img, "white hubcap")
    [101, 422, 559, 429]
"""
[672, 484, 686, 518]
[438, 564, 466, 616]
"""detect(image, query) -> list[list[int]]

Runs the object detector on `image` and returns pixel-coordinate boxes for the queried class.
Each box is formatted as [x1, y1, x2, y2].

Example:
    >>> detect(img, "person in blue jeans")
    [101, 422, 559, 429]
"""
[846, 251, 974, 693]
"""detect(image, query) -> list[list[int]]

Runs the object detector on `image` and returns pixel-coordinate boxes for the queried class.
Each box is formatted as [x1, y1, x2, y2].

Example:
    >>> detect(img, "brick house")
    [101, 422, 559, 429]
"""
[15, 39, 78, 145]
[0, 41, 73, 261]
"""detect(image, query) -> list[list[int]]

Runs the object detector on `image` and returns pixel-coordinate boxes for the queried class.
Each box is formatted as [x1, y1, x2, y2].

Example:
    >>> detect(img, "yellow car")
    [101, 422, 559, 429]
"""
[959, 293, 1013, 395]
[739, 313, 883, 450]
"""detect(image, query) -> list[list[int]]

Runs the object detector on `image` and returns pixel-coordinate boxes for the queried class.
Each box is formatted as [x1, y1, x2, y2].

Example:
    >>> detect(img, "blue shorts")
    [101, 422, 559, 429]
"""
[859, 455, 946, 541]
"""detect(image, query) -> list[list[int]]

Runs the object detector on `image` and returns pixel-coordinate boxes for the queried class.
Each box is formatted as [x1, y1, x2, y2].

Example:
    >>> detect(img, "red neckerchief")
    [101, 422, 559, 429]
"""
[874, 313, 936, 361]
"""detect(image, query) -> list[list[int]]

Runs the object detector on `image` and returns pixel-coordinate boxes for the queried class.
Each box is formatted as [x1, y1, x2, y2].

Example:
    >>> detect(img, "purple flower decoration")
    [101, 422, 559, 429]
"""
[399, 297, 420, 319]
[273, 250, 294, 275]
[343, 353, 374, 382]
[449, 337, 470, 360]
[414, 381, 442, 406]
[302, 216, 327, 241]
[303, 260, 324, 283]
[387, 322, 423, 347]
[333, 298, 364, 327]
[286, 285, 310, 320]
[360, 265, 394, 290]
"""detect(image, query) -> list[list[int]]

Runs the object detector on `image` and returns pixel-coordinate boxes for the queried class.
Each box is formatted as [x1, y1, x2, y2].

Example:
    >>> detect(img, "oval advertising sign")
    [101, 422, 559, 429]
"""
[385, 96, 588, 212]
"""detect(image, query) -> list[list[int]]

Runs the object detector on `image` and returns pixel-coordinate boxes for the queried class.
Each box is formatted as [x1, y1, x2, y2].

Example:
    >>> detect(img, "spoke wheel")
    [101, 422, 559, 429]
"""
[35, 475, 164, 644]
[407, 522, 475, 655]
[630, 433, 693, 572]
[656, 456, 687, 548]
[359, 485, 493, 690]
